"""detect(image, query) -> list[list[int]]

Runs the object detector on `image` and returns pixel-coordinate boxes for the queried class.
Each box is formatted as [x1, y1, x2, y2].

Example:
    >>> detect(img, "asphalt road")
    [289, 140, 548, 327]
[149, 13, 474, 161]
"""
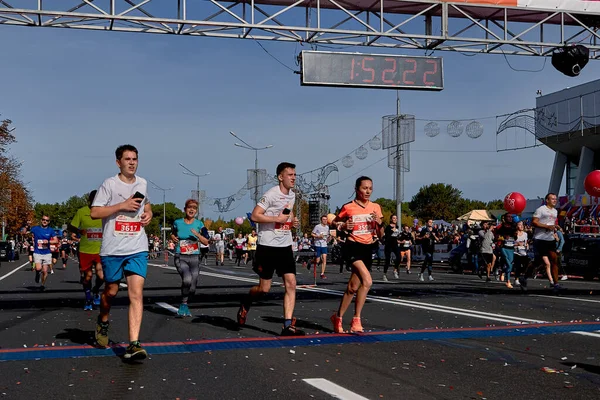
[0, 255, 599, 400]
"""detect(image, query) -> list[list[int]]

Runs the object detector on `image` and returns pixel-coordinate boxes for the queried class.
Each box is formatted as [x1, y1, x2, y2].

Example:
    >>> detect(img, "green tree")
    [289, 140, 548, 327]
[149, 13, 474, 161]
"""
[409, 183, 463, 221]
[486, 199, 504, 210]
[146, 202, 185, 237]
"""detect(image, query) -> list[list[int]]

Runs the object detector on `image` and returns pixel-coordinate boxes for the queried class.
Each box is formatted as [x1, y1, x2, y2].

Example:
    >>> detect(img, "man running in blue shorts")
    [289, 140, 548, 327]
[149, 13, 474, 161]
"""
[90, 144, 153, 360]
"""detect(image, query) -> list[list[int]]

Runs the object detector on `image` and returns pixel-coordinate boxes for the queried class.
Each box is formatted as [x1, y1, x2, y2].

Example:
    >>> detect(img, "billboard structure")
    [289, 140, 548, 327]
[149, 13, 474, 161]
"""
[2, 1, 600, 57]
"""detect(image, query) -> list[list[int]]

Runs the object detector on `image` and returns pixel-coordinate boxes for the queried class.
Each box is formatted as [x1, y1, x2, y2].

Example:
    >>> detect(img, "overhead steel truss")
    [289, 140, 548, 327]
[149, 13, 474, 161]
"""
[2, 0, 600, 58]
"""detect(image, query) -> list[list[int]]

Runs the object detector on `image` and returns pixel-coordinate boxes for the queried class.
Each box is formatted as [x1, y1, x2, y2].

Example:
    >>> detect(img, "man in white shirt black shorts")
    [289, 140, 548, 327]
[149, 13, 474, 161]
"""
[237, 162, 305, 336]
[521, 193, 559, 292]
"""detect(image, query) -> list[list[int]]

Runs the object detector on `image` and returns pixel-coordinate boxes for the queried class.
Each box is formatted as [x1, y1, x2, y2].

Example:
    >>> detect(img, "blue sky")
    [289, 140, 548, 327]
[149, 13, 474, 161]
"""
[2, 21, 599, 220]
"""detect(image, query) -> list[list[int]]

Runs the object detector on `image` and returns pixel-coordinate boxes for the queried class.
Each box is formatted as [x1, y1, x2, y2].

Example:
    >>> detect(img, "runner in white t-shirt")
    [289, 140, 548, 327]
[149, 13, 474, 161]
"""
[237, 162, 305, 336]
[521, 193, 559, 292]
[90, 144, 153, 360]
[212, 227, 226, 266]
[312, 216, 331, 279]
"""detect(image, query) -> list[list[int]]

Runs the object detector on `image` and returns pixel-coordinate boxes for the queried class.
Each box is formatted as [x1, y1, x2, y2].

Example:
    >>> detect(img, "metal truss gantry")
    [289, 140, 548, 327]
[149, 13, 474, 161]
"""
[2, 1, 600, 58]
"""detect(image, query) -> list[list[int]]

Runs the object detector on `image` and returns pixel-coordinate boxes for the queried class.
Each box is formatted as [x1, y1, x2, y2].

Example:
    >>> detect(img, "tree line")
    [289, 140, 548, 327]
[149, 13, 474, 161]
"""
[0, 117, 35, 239]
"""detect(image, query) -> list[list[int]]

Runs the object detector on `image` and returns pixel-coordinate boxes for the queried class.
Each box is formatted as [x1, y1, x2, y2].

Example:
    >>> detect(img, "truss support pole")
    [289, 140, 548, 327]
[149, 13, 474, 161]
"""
[395, 91, 402, 224]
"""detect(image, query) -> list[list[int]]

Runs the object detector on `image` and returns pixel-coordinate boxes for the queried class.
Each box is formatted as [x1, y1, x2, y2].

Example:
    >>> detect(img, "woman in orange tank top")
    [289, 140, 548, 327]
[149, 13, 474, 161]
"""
[330, 176, 383, 333]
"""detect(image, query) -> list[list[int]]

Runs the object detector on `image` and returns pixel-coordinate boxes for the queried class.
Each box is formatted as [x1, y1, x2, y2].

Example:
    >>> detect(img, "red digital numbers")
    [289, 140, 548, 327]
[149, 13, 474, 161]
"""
[361, 57, 375, 83]
[423, 59, 437, 86]
[347, 55, 440, 88]
[382, 58, 396, 84]
[402, 59, 417, 85]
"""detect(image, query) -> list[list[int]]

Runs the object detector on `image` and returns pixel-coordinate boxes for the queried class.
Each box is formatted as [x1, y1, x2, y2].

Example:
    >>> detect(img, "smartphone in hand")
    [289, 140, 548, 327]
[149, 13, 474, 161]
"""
[133, 191, 145, 200]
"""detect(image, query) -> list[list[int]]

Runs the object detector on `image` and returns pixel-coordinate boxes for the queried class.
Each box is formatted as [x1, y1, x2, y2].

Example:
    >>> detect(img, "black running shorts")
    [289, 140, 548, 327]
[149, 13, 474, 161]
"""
[481, 253, 494, 264]
[534, 239, 556, 257]
[343, 240, 373, 270]
[252, 244, 296, 280]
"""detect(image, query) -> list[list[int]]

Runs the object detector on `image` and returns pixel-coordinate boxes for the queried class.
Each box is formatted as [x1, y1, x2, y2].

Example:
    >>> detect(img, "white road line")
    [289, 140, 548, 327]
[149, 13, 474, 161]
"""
[147, 264, 599, 338]
[0, 261, 30, 281]
[570, 331, 600, 338]
[156, 302, 179, 314]
[533, 295, 600, 304]
[299, 285, 542, 325]
[303, 378, 369, 400]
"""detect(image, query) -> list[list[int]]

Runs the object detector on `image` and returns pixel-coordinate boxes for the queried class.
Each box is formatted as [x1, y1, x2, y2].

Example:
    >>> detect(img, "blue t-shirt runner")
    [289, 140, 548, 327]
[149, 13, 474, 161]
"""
[172, 219, 205, 255]
[31, 225, 56, 255]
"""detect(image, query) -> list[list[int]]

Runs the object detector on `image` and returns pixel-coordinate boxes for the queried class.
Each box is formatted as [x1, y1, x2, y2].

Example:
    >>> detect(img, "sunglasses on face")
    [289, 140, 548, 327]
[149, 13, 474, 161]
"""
[42, 219, 50, 222]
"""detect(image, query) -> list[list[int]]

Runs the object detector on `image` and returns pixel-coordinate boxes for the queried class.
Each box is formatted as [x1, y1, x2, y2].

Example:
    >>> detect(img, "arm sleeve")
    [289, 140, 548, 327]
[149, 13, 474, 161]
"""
[70, 209, 81, 228]
[92, 180, 111, 207]
[256, 192, 271, 210]
[338, 205, 348, 220]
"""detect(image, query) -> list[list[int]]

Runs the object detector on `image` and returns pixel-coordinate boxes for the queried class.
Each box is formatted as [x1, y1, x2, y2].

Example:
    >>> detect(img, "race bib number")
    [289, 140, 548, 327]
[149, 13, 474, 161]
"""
[50, 244, 57, 252]
[274, 221, 293, 235]
[180, 240, 199, 255]
[504, 239, 515, 247]
[37, 239, 48, 249]
[114, 215, 142, 237]
[86, 228, 103, 241]
[403, 240, 411, 248]
[352, 214, 374, 236]
[29, 246, 34, 252]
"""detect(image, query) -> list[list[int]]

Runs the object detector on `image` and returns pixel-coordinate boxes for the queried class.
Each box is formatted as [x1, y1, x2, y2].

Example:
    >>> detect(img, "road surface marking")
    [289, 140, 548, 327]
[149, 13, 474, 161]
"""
[148, 264, 597, 337]
[303, 379, 369, 400]
[533, 295, 600, 304]
[156, 302, 179, 313]
[0, 261, 30, 281]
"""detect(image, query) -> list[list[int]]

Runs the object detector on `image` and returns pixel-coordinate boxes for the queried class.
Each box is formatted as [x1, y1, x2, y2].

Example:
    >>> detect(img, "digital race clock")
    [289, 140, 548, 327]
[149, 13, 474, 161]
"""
[300, 51, 444, 91]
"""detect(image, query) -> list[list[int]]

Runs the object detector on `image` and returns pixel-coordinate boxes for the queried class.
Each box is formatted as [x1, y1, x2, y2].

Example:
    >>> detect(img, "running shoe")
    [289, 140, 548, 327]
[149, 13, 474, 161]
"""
[95, 317, 110, 348]
[177, 303, 192, 317]
[418, 273, 424, 282]
[124, 341, 148, 360]
[50, 269, 54, 275]
[520, 277, 528, 292]
[237, 304, 249, 326]
[382, 274, 388, 282]
[350, 317, 364, 333]
[84, 302, 93, 311]
[514, 278, 521, 286]
[320, 274, 327, 280]
[406, 269, 411, 275]
[35, 270, 40, 283]
[428, 275, 434, 282]
[393, 271, 399, 279]
[280, 318, 305, 336]
[330, 313, 344, 333]
[93, 294, 101, 307]
[506, 282, 513, 289]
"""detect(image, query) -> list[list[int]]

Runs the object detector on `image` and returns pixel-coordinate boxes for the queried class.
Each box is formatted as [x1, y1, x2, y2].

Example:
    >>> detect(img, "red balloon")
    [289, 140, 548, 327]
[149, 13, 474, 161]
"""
[584, 170, 600, 197]
[504, 192, 527, 214]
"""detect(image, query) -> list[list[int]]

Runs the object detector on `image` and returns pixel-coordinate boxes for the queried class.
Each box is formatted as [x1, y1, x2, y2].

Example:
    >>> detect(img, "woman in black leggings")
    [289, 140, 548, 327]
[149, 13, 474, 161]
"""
[382, 214, 400, 281]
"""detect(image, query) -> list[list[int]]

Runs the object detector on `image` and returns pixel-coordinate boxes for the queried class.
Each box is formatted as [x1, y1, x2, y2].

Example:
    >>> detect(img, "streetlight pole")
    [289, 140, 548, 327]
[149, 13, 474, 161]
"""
[149, 180, 173, 265]
[228, 131, 273, 232]
[179, 163, 210, 221]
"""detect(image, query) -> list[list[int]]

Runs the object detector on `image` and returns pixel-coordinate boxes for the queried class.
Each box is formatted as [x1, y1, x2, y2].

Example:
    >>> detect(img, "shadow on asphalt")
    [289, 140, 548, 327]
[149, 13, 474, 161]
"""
[55, 328, 95, 346]
[562, 362, 600, 375]
[191, 314, 281, 336]
[261, 315, 334, 333]
[192, 315, 240, 332]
